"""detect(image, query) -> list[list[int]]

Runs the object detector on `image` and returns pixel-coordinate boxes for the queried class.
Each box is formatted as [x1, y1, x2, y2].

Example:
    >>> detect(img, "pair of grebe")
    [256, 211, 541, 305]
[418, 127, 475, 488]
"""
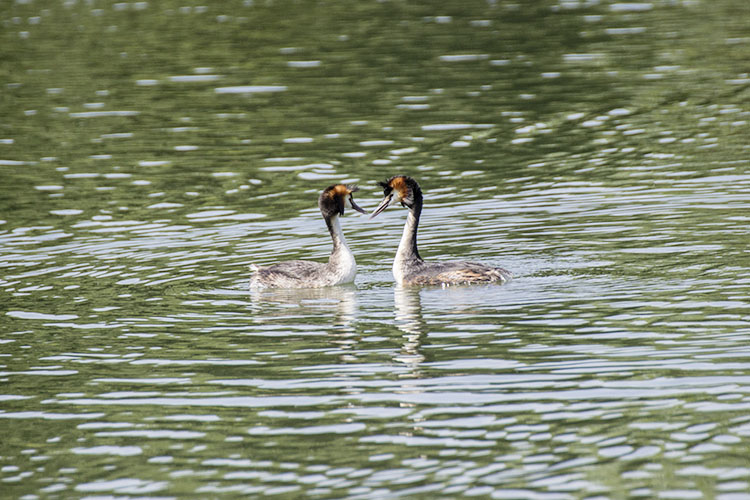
[249, 176, 512, 289]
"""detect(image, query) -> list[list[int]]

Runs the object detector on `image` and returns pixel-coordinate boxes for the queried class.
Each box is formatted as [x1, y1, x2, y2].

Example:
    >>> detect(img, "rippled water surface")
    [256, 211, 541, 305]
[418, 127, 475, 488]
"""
[2, 0, 750, 498]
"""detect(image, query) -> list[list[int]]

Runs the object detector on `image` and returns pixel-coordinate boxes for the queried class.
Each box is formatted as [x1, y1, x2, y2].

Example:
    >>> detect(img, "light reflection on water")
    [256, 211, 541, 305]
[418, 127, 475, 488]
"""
[2, 0, 750, 498]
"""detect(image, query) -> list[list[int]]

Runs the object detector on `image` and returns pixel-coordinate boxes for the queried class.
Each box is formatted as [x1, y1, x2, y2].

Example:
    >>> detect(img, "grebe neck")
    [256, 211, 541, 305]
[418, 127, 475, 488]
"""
[325, 214, 350, 253]
[393, 201, 423, 283]
[325, 214, 357, 282]
[398, 204, 422, 262]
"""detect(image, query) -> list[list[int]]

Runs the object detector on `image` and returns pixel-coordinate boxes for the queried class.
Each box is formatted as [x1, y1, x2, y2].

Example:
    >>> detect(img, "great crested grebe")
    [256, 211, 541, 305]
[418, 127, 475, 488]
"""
[370, 175, 512, 286]
[249, 184, 366, 288]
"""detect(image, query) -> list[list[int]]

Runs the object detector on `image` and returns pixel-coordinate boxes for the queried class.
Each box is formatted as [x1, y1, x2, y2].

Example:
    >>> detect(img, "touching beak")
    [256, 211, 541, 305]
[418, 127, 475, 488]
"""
[369, 193, 393, 219]
[349, 196, 367, 214]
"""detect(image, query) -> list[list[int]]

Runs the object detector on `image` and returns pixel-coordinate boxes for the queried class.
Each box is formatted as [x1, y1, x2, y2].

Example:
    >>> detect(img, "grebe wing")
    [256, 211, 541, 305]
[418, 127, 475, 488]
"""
[408, 261, 512, 285]
[251, 260, 327, 285]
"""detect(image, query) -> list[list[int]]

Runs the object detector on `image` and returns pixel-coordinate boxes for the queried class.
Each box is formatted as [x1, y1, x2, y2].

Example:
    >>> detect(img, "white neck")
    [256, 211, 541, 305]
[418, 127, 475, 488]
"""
[393, 211, 420, 284]
[327, 215, 357, 284]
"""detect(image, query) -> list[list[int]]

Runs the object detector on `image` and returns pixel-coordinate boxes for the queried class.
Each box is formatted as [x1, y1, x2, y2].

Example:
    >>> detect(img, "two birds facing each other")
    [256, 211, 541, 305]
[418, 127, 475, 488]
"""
[249, 176, 513, 289]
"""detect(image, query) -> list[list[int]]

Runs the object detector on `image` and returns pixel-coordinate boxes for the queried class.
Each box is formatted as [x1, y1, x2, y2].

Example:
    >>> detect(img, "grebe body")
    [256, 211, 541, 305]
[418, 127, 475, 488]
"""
[371, 176, 512, 286]
[250, 184, 366, 289]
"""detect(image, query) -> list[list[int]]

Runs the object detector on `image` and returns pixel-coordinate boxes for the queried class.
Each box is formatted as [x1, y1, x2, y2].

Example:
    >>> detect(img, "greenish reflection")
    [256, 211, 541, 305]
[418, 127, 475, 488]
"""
[1, 0, 749, 498]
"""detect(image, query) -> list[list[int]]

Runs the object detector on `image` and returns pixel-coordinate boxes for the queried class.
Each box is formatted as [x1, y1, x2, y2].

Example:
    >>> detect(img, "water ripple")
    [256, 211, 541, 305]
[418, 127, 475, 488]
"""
[1, 0, 749, 498]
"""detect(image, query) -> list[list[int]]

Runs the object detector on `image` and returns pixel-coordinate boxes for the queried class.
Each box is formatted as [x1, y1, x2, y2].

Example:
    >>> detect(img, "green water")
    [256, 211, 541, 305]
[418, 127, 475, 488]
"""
[2, 0, 750, 498]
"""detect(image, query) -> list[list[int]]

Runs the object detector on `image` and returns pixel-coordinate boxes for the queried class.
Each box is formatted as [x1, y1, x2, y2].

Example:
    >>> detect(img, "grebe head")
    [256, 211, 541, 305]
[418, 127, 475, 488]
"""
[370, 175, 423, 218]
[319, 184, 367, 219]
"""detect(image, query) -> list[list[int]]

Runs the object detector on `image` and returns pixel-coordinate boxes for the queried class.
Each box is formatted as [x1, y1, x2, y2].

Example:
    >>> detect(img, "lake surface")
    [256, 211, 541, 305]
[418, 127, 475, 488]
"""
[2, 0, 750, 498]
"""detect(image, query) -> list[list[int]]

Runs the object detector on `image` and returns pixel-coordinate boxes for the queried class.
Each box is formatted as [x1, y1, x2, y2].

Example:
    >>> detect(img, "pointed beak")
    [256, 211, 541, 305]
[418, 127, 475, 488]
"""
[369, 193, 393, 219]
[349, 195, 367, 214]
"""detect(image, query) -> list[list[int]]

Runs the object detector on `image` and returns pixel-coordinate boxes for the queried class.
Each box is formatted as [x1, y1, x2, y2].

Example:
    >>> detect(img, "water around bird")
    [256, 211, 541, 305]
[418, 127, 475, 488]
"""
[1, 1, 750, 498]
